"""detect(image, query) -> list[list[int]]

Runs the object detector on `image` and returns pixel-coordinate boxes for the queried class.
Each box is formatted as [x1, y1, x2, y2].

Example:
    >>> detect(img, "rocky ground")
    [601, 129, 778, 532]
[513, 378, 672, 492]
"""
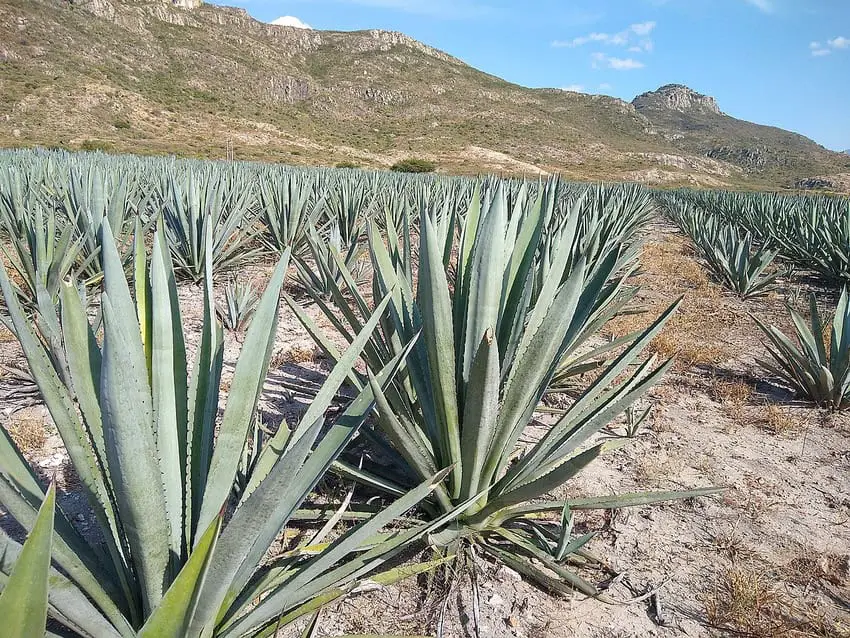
[1, 219, 848, 637]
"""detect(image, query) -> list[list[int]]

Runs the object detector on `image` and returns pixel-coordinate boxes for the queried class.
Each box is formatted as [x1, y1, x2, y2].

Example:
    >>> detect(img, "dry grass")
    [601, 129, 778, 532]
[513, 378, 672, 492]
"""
[634, 450, 685, 486]
[704, 564, 850, 637]
[709, 377, 754, 420]
[640, 239, 720, 297]
[710, 378, 754, 406]
[785, 546, 850, 588]
[605, 238, 738, 370]
[279, 345, 319, 366]
[707, 520, 751, 562]
[6, 417, 47, 453]
[759, 404, 801, 435]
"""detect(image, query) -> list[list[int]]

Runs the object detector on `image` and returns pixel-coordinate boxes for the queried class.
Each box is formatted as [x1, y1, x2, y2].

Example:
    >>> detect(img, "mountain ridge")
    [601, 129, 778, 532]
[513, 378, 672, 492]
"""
[1, 0, 848, 189]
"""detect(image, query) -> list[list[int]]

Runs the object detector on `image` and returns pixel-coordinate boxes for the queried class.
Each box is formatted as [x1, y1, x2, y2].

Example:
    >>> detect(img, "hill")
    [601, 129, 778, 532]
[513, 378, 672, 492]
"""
[1, 0, 848, 188]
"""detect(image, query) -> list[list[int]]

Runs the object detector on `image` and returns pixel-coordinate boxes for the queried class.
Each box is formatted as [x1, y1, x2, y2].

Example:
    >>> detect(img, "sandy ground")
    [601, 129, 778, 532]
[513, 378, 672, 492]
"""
[1, 218, 849, 637]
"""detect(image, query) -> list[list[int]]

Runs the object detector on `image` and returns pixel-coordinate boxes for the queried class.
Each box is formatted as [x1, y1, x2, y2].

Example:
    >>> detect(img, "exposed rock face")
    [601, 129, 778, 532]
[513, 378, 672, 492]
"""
[73, 0, 116, 20]
[266, 76, 311, 104]
[796, 173, 850, 192]
[632, 84, 721, 115]
[167, 0, 202, 8]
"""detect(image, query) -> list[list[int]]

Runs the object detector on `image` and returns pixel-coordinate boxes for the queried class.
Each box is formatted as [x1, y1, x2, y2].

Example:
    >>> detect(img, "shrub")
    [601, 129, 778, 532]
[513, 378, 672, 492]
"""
[79, 139, 111, 152]
[390, 157, 436, 173]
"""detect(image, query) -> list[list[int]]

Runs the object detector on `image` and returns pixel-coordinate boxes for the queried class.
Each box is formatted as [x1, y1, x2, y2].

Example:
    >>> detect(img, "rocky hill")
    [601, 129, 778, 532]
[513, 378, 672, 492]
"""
[1, 0, 848, 189]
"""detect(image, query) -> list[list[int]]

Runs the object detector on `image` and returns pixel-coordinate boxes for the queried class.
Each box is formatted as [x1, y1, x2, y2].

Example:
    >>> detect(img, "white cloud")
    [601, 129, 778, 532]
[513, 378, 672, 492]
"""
[810, 35, 849, 57]
[592, 52, 644, 70]
[745, 0, 773, 13]
[607, 56, 644, 70]
[598, 82, 613, 91]
[553, 21, 656, 52]
[553, 32, 610, 48]
[270, 15, 313, 29]
[561, 84, 586, 92]
[631, 21, 656, 36]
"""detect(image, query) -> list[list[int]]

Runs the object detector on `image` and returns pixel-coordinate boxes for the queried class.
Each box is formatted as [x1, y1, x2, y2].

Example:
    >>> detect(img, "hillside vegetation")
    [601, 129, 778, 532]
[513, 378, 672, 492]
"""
[0, 0, 848, 189]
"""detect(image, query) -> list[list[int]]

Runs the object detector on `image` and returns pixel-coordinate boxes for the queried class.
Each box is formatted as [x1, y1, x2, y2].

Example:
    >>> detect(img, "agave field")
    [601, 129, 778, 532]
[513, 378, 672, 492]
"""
[0, 148, 848, 637]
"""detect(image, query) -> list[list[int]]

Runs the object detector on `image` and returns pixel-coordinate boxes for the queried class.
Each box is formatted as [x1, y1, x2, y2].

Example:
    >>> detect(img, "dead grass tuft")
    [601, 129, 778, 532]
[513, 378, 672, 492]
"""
[704, 564, 849, 637]
[708, 520, 751, 562]
[710, 378, 754, 406]
[634, 450, 685, 486]
[651, 329, 728, 369]
[283, 345, 319, 365]
[705, 565, 784, 636]
[785, 547, 850, 588]
[759, 404, 801, 435]
[269, 345, 320, 371]
[6, 418, 47, 453]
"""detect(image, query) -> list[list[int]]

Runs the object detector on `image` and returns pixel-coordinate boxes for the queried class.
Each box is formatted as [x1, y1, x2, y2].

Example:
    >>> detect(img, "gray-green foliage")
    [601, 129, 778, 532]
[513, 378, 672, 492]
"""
[0, 167, 85, 307]
[295, 223, 366, 301]
[292, 178, 719, 595]
[257, 169, 324, 254]
[661, 188, 850, 285]
[0, 221, 449, 636]
[754, 289, 850, 409]
[162, 169, 260, 282]
[217, 280, 259, 332]
[0, 482, 55, 638]
[665, 200, 784, 299]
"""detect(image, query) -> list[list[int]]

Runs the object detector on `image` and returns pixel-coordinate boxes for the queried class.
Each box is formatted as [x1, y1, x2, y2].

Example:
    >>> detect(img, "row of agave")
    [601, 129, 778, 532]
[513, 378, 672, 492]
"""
[660, 187, 850, 284]
[0, 150, 722, 635]
[659, 190, 850, 409]
[659, 194, 785, 299]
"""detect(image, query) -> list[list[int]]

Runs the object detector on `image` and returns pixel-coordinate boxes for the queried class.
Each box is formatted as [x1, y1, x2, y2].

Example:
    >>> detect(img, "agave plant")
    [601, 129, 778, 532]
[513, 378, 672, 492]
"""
[216, 280, 259, 333]
[661, 189, 850, 286]
[257, 170, 324, 254]
[292, 180, 720, 595]
[56, 164, 153, 283]
[162, 169, 261, 282]
[668, 202, 783, 299]
[0, 222, 455, 636]
[295, 223, 367, 302]
[0, 169, 93, 324]
[753, 289, 850, 409]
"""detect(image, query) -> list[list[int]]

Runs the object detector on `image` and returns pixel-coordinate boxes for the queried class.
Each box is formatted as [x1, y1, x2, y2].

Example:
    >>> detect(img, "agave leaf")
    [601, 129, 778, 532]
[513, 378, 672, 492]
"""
[197, 250, 289, 536]
[0, 482, 55, 637]
[139, 516, 222, 638]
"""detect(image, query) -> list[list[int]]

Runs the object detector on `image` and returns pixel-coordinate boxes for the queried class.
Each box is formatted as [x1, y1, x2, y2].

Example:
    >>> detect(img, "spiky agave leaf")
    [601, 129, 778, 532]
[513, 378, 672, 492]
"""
[292, 178, 720, 596]
[0, 219, 456, 636]
[754, 288, 850, 409]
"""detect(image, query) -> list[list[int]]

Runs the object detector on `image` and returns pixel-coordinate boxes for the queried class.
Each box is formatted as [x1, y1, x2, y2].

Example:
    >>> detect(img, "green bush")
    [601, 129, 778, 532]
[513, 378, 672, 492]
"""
[79, 139, 111, 152]
[336, 161, 359, 169]
[390, 157, 436, 173]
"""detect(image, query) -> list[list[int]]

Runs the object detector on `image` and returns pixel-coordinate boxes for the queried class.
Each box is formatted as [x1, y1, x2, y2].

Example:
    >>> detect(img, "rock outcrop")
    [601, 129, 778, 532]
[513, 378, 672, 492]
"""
[632, 84, 721, 116]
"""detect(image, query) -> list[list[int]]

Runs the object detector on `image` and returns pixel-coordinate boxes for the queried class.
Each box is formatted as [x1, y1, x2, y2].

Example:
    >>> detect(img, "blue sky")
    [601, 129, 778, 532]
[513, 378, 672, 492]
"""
[209, 0, 850, 151]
